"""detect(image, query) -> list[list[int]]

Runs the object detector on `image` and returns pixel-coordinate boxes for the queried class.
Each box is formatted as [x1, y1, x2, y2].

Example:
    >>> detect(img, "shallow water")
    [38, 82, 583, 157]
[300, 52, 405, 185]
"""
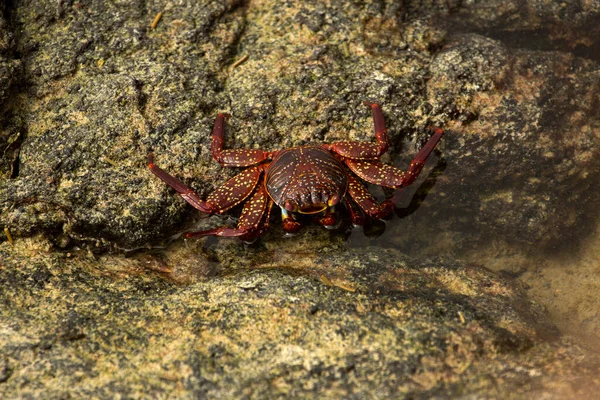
[447, 14, 600, 352]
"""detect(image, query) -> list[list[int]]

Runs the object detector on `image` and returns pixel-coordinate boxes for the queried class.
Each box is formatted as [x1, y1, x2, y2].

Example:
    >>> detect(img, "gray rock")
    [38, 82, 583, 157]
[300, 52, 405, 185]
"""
[1, 238, 599, 398]
[1, 0, 598, 252]
[1, 0, 600, 397]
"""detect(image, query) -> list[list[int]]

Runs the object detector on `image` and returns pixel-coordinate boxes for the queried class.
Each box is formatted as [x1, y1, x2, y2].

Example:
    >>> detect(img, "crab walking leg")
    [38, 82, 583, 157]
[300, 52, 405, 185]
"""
[211, 113, 274, 167]
[326, 102, 389, 160]
[345, 174, 395, 219]
[243, 197, 275, 241]
[148, 153, 212, 212]
[404, 127, 444, 185]
[148, 153, 263, 214]
[343, 198, 366, 226]
[203, 166, 264, 213]
[365, 101, 390, 156]
[185, 185, 274, 240]
[345, 128, 444, 188]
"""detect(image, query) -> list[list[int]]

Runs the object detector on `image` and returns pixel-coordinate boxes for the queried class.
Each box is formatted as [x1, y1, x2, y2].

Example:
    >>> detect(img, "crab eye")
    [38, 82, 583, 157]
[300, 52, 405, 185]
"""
[328, 195, 341, 206]
[284, 200, 298, 212]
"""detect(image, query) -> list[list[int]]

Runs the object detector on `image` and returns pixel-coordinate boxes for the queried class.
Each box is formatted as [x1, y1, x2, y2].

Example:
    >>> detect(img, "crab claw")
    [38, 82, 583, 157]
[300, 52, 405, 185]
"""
[283, 218, 302, 234]
[321, 215, 342, 230]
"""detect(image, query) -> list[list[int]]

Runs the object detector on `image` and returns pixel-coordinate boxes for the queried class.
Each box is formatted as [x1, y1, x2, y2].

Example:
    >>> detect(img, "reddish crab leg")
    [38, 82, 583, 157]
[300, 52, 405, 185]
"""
[249, 197, 275, 241]
[148, 153, 212, 213]
[148, 153, 263, 214]
[343, 198, 366, 226]
[345, 128, 444, 188]
[212, 113, 274, 167]
[404, 128, 444, 186]
[185, 185, 274, 241]
[326, 102, 389, 160]
[346, 174, 395, 219]
[204, 166, 264, 213]
[365, 101, 389, 156]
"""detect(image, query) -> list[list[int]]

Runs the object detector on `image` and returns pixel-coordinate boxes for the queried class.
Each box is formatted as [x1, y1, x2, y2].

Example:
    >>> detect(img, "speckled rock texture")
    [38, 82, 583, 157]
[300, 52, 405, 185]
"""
[1, 0, 600, 398]
[1, 237, 600, 398]
[0, 0, 598, 251]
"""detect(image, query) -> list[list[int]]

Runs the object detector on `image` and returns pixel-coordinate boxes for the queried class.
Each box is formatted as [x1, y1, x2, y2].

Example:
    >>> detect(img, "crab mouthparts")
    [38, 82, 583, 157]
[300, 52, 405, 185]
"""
[298, 203, 328, 214]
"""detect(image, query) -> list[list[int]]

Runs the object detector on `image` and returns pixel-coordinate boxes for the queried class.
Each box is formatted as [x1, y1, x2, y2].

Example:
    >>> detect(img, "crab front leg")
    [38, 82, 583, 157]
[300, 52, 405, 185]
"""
[148, 153, 212, 212]
[325, 102, 389, 160]
[186, 184, 274, 242]
[344, 128, 444, 189]
[148, 153, 262, 214]
[212, 113, 275, 167]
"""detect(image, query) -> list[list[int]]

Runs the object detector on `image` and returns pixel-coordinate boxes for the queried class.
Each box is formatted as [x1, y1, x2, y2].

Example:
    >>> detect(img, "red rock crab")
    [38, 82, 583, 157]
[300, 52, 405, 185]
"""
[148, 102, 444, 241]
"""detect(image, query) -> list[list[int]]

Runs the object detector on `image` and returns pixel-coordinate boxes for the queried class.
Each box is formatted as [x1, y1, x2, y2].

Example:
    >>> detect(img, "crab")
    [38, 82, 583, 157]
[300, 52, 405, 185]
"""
[148, 102, 444, 242]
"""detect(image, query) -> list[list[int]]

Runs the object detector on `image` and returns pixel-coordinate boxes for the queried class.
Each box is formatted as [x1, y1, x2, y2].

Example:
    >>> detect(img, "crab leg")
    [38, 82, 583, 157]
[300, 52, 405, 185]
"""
[326, 102, 389, 160]
[185, 185, 274, 241]
[148, 153, 263, 214]
[344, 128, 444, 188]
[212, 113, 274, 167]
[148, 153, 212, 212]
[343, 198, 366, 226]
[346, 174, 395, 219]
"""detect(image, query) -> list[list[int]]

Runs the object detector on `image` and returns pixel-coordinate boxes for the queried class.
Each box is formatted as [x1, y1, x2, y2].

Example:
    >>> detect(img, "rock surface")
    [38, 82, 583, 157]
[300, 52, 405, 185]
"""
[1, 0, 600, 398]
[1, 237, 599, 398]
[0, 0, 598, 251]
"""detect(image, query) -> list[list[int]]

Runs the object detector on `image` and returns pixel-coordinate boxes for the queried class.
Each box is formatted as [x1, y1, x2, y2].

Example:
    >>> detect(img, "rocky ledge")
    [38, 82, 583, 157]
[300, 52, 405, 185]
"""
[1, 236, 599, 398]
[1, 0, 600, 398]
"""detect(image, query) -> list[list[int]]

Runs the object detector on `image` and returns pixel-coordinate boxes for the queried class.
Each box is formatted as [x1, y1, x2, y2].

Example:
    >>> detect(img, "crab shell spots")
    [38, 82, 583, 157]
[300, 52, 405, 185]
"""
[346, 174, 381, 217]
[238, 185, 270, 229]
[220, 149, 268, 167]
[328, 141, 382, 160]
[206, 165, 262, 213]
[345, 159, 407, 188]
[265, 146, 347, 210]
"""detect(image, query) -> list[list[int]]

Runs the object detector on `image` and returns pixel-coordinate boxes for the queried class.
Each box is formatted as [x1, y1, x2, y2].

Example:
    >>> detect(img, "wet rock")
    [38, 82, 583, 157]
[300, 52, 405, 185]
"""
[446, 0, 600, 60]
[418, 32, 600, 250]
[0, 0, 599, 395]
[0, 0, 597, 253]
[1, 237, 599, 398]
